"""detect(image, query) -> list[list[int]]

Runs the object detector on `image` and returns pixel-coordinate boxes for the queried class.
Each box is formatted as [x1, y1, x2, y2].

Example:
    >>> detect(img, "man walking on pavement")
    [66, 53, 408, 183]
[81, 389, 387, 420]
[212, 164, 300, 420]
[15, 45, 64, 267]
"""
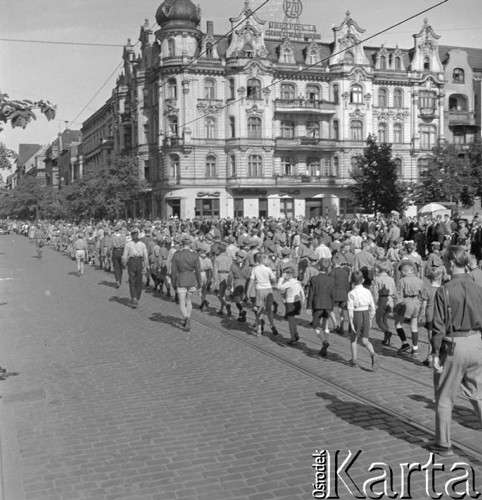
[171, 236, 201, 331]
[122, 228, 149, 308]
[429, 245, 482, 457]
[111, 224, 126, 288]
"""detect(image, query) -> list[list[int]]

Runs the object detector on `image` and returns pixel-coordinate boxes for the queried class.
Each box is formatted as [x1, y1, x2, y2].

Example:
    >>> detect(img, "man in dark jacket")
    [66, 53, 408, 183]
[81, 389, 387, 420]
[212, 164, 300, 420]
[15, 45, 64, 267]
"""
[171, 237, 201, 331]
[306, 258, 335, 357]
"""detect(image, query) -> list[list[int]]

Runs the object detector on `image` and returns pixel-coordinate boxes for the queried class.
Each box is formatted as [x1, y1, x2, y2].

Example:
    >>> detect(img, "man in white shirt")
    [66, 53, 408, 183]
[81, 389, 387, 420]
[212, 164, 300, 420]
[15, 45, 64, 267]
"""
[122, 228, 149, 308]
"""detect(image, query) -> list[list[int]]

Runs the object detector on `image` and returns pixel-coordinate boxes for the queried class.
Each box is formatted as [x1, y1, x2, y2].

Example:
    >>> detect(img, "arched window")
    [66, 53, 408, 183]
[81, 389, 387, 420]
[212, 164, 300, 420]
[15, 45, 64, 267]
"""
[394, 158, 403, 178]
[306, 120, 320, 138]
[247, 78, 261, 100]
[423, 56, 431, 71]
[333, 84, 339, 104]
[228, 78, 235, 100]
[453, 68, 465, 84]
[204, 79, 216, 99]
[350, 84, 363, 104]
[206, 42, 213, 58]
[394, 56, 402, 70]
[419, 91, 436, 110]
[281, 83, 296, 100]
[168, 115, 178, 136]
[378, 88, 388, 108]
[282, 48, 292, 63]
[393, 123, 403, 143]
[380, 55, 387, 69]
[282, 157, 294, 176]
[308, 51, 317, 65]
[205, 117, 216, 139]
[168, 38, 175, 57]
[228, 155, 236, 177]
[378, 122, 387, 143]
[281, 120, 295, 138]
[394, 88, 403, 108]
[170, 155, 180, 179]
[167, 78, 177, 99]
[420, 125, 437, 149]
[243, 43, 254, 58]
[248, 116, 262, 138]
[350, 120, 364, 141]
[449, 94, 468, 112]
[205, 155, 217, 178]
[307, 85, 320, 101]
[344, 51, 354, 65]
[333, 120, 339, 140]
[307, 157, 320, 177]
[333, 156, 339, 177]
[248, 155, 263, 177]
[229, 116, 236, 138]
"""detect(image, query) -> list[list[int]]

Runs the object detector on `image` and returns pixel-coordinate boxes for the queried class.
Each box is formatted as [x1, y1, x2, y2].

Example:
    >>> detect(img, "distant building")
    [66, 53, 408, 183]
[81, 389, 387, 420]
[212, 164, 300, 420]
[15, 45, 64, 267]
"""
[44, 129, 82, 188]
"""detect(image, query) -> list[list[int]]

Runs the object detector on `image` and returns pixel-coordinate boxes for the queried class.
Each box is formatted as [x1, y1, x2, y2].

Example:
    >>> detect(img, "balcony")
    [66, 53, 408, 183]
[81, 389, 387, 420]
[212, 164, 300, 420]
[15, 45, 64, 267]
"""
[275, 137, 338, 150]
[274, 174, 347, 187]
[275, 98, 336, 114]
[225, 138, 274, 149]
[226, 176, 275, 187]
[161, 176, 226, 188]
[448, 110, 475, 125]
[419, 107, 437, 119]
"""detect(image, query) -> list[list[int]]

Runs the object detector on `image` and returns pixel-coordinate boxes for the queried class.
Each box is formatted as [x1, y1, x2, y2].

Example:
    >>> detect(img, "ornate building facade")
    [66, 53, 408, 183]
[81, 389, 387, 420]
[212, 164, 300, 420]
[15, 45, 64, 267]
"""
[83, 0, 482, 219]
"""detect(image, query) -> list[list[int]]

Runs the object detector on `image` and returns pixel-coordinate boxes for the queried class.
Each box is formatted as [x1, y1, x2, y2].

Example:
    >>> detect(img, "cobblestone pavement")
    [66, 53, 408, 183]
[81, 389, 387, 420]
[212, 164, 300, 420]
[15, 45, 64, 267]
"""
[0, 235, 481, 500]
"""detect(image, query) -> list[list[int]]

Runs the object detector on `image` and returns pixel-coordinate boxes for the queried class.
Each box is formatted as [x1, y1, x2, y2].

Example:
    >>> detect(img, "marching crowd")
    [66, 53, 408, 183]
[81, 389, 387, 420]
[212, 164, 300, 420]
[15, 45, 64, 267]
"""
[4, 211, 482, 457]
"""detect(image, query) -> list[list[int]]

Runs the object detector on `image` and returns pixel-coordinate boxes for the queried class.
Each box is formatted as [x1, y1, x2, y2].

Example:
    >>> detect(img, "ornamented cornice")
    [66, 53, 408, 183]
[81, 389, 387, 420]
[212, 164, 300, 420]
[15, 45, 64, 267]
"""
[246, 104, 264, 116]
[197, 102, 224, 115]
[349, 108, 365, 118]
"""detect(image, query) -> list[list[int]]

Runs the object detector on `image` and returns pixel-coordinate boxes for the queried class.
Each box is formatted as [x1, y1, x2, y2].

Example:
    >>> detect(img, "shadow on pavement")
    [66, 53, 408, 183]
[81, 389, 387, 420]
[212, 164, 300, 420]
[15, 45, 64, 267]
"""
[0, 302, 7, 306]
[149, 313, 186, 330]
[109, 296, 133, 308]
[409, 394, 482, 431]
[0, 372, 20, 382]
[97, 280, 118, 288]
[68, 271, 80, 277]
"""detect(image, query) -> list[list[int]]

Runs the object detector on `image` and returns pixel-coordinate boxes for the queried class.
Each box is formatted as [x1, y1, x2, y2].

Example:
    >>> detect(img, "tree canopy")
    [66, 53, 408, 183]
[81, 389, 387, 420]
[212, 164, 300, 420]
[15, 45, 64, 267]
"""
[349, 134, 406, 215]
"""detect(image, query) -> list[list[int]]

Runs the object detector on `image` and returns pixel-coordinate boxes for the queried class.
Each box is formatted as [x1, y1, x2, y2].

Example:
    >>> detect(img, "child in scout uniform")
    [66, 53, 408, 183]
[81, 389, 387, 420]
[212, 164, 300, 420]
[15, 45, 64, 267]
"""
[330, 254, 350, 334]
[228, 250, 251, 322]
[198, 249, 213, 311]
[393, 262, 424, 356]
[277, 267, 305, 345]
[347, 271, 378, 370]
[372, 258, 398, 346]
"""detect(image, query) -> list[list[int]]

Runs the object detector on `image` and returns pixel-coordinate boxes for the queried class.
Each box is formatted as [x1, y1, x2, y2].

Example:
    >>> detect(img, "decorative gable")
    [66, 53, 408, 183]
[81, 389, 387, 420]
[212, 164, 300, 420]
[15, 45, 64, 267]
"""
[330, 11, 369, 67]
[278, 37, 296, 64]
[410, 19, 443, 73]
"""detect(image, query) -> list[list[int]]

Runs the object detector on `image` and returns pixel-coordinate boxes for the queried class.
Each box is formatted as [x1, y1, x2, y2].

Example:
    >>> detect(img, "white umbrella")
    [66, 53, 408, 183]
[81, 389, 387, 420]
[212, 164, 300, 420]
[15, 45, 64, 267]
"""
[419, 203, 448, 214]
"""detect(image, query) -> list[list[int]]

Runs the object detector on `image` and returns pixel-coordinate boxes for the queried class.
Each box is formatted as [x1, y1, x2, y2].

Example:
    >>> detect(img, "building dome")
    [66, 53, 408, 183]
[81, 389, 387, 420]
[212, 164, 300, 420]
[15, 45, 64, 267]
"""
[156, 0, 201, 29]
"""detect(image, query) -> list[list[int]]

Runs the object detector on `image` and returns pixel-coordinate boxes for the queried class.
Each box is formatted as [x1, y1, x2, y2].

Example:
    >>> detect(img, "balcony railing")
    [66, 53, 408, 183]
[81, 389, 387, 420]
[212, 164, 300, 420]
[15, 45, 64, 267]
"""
[274, 174, 348, 186]
[275, 98, 336, 113]
[448, 110, 475, 125]
[275, 137, 338, 149]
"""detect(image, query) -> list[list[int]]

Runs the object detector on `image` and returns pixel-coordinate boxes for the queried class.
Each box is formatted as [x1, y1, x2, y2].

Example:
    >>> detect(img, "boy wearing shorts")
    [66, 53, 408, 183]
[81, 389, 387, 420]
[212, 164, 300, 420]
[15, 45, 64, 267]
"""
[347, 271, 378, 370]
[419, 268, 442, 367]
[277, 267, 305, 344]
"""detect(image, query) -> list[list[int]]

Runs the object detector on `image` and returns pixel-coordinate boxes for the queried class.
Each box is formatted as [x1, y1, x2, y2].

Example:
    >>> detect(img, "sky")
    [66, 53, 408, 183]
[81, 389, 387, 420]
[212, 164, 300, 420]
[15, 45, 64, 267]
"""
[1, 0, 482, 158]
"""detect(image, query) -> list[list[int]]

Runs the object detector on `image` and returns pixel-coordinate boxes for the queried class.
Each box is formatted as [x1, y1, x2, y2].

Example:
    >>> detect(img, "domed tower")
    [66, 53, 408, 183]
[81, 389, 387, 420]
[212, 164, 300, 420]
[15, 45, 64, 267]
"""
[155, 0, 202, 59]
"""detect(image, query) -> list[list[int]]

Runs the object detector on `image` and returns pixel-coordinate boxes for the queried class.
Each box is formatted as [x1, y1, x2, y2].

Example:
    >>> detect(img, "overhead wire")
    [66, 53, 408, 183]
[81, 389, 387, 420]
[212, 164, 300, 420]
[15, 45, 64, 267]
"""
[180, 0, 449, 132]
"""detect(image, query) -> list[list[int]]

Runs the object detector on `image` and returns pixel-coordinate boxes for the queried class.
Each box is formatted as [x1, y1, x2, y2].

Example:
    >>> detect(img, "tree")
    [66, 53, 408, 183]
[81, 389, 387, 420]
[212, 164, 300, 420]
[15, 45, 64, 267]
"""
[0, 143, 17, 170]
[0, 92, 56, 131]
[0, 176, 45, 219]
[349, 134, 406, 215]
[64, 154, 146, 220]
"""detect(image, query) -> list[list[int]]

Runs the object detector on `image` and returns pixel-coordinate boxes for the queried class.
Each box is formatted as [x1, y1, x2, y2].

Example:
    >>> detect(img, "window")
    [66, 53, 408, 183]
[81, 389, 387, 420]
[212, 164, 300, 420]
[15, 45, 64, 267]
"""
[449, 94, 468, 112]
[306, 120, 320, 138]
[419, 91, 436, 110]
[281, 120, 295, 138]
[380, 55, 387, 69]
[350, 84, 363, 104]
[282, 157, 294, 176]
[394, 158, 402, 178]
[453, 68, 465, 84]
[378, 88, 388, 108]
[204, 79, 216, 100]
[423, 57, 430, 71]
[308, 51, 317, 65]
[247, 78, 261, 100]
[307, 157, 320, 176]
[393, 123, 403, 143]
[344, 51, 354, 65]
[168, 115, 178, 136]
[248, 155, 263, 177]
[282, 49, 291, 63]
[205, 117, 216, 139]
[351, 120, 364, 141]
[307, 85, 320, 101]
[333, 84, 339, 104]
[420, 125, 437, 149]
[205, 155, 217, 177]
[228, 78, 235, 100]
[167, 78, 177, 99]
[243, 43, 254, 58]
[351, 155, 361, 171]
[168, 38, 175, 57]
[281, 83, 296, 100]
[228, 155, 236, 177]
[394, 56, 401, 70]
[170, 155, 180, 179]
[259, 198, 268, 218]
[206, 42, 213, 58]
[234, 198, 244, 218]
[195, 199, 220, 217]
[333, 120, 339, 140]
[248, 117, 262, 138]
[378, 122, 387, 143]
[333, 156, 339, 177]
[417, 157, 430, 177]
[394, 88, 403, 108]
[229, 116, 236, 138]
[280, 198, 294, 218]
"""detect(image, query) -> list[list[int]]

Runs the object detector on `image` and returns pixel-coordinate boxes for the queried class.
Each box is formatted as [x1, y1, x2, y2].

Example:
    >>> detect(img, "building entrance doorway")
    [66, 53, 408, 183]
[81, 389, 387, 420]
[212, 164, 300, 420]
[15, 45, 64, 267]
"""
[305, 198, 324, 219]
